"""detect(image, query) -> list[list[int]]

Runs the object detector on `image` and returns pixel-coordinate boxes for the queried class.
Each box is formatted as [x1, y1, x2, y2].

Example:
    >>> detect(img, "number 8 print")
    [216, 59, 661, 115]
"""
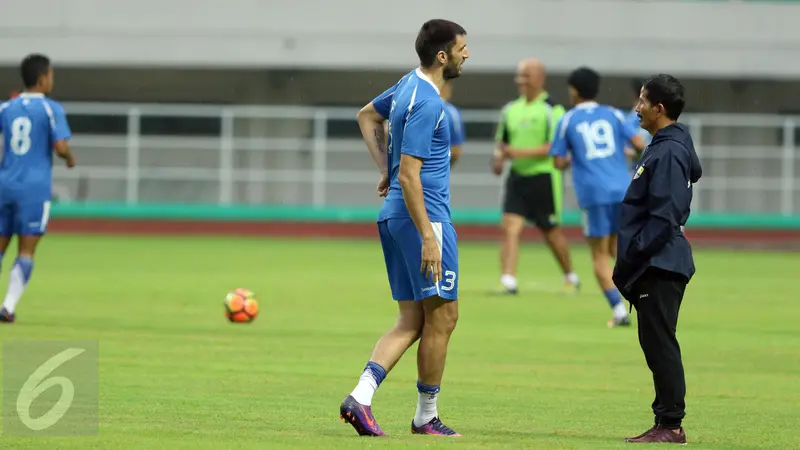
[10, 116, 33, 155]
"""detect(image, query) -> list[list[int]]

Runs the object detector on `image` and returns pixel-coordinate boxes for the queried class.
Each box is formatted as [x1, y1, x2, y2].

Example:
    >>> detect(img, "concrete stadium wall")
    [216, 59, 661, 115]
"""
[2, 0, 800, 77]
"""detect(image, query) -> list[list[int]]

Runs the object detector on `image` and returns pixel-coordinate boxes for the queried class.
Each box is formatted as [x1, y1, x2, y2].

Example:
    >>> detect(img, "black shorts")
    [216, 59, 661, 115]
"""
[502, 172, 560, 230]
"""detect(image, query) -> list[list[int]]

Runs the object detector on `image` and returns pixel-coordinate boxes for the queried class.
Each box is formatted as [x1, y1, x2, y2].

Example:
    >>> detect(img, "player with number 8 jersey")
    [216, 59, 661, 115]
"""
[0, 54, 75, 323]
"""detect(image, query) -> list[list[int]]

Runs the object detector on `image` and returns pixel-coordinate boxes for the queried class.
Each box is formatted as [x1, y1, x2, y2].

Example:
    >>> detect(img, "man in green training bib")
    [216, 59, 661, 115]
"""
[491, 58, 580, 294]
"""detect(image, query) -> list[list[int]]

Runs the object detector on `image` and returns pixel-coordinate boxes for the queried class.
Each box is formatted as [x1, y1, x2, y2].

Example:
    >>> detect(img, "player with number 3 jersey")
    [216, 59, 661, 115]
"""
[0, 54, 76, 323]
[341, 20, 469, 438]
[549, 67, 644, 327]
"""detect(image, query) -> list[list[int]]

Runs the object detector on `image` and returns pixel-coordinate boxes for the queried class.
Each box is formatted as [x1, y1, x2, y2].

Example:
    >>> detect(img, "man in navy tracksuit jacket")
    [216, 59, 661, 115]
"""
[613, 74, 702, 445]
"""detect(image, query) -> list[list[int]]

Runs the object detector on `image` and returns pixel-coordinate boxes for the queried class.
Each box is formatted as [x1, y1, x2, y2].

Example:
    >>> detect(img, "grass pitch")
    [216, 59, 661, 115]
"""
[0, 235, 798, 449]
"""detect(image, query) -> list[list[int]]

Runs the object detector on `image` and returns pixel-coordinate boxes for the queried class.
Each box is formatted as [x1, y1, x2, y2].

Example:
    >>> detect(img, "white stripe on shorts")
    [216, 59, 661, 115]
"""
[431, 222, 443, 295]
[41, 201, 51, 232]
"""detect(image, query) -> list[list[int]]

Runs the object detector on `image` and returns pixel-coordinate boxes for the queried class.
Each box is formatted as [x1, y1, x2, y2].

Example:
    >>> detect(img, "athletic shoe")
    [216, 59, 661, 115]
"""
[608, 316, 631, 328]
[339, 395, 386, 436]
[0, 308, 15, 323]
[411, 417, 461, 437]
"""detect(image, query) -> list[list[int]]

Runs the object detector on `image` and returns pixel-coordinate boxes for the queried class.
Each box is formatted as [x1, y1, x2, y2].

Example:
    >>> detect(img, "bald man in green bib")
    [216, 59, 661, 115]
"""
[491, 58, 580, 294]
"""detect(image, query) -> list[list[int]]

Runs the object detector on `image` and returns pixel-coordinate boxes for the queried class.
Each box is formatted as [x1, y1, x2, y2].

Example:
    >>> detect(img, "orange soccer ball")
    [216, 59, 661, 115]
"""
[224, 288, 259, 323]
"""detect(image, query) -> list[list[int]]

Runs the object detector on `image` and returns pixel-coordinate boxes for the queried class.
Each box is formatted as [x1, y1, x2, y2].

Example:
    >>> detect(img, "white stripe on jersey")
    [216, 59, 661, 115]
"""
[40, 99, 57, 131]
[408, 85, 418, 112]
[558, 110, 575, 139]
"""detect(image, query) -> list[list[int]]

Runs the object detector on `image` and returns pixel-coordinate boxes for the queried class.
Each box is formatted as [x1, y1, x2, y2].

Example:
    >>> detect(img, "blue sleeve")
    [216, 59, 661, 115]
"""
[49, 102, 72, 141]
[548, 116, 569, 157]
[371, 84, 398, 120]
[447, 107, 465, 146]
[400, 100, 440, 159]
[631, 149, 693, 259]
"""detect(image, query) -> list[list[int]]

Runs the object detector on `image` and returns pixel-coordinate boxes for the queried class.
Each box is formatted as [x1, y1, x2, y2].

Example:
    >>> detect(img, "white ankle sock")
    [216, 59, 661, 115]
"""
[2, 263, 28, 314]
[613, 302, 628, 320]
[500, 274, 517, 290]
[350, 370, 378, 406]
[565, 272, 579, 285]
[413, 390, 439, 427]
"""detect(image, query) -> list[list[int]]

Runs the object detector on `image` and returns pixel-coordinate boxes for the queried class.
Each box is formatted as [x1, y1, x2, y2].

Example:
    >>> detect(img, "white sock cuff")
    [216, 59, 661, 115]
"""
[501, 274, 517, 289]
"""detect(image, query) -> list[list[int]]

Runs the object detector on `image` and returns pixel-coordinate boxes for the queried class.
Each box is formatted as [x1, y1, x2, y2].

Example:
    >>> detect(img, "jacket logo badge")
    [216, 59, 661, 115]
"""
[633, 165, 644, 180]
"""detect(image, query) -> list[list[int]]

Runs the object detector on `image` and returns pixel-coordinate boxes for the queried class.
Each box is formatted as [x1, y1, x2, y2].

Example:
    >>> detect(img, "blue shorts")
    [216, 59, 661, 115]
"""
[0, 199, 51, 237]
[581, 203, 621, 238]
[378, 218, 459, 301]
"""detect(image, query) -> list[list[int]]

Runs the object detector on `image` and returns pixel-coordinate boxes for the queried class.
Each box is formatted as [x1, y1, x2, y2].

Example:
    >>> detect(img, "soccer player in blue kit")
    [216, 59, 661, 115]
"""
[549, 67, 644, 327]
[340, 19, 469, 437]
[0, 54, 75, 323]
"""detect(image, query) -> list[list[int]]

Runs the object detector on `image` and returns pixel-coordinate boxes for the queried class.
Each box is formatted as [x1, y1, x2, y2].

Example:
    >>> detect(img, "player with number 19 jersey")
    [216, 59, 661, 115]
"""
[0, 93, 72, 235]
[550, 102, 639, 237]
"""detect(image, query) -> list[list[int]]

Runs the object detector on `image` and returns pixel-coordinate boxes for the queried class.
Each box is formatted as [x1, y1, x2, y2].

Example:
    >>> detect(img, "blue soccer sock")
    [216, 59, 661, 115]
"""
[2, 257, 34, 314]
[350, 361, 387, 406]
[414, 382, 440, 427]
[603, 288, 622, 308]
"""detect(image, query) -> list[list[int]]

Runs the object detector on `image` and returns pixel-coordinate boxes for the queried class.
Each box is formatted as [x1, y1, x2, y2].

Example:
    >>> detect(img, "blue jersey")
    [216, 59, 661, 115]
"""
[443, 101, 465, 146]
[0, 93, 71, 201]
[372, 68, 452, 223]
[550, 102, 638, 208]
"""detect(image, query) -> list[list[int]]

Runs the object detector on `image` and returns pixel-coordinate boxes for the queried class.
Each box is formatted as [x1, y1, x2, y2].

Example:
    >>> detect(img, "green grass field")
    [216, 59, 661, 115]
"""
[0, 235, 798, 449]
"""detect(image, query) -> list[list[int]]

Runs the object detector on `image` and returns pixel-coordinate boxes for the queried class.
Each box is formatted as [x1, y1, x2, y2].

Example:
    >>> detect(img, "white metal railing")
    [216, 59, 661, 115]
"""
[55, 102, 799, 215]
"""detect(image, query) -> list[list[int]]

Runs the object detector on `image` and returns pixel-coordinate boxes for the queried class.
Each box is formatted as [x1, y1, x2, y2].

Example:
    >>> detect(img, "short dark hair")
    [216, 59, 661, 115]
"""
[567, 67, 601, 100]
[642, 74, 685, 120]
[415, 19, 466, 68]
[20, 54, 51, 89]
[630, 78, 643, 96]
